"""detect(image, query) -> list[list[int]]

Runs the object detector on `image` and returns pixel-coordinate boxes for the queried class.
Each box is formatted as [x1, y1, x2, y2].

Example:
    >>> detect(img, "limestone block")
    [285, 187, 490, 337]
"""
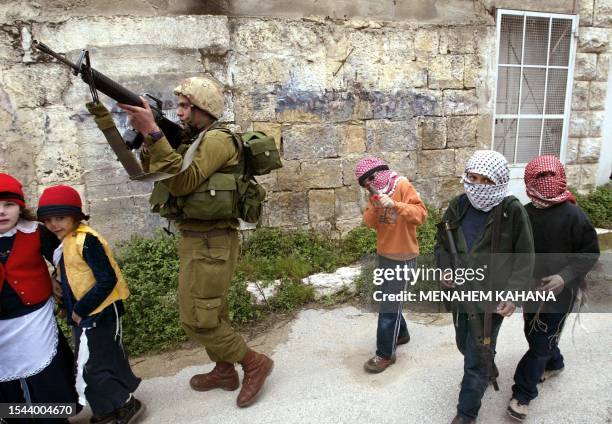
[232, 53, 291, 88]
[233, 19, 322, 56]
[301, 159, 343, 189]
[414, 28, 439, 56]
[341, 155, 365, 189]
[379, 62, 428, 90]
[253, 171, 278, 194]
[338, 123, 366, 155]
[569, 111, 590, 137]
[409, 89, 443, 116]
[574, 53, 598, 80]
[588, 111, 605, 136]
[336, 218, 364, 236]
[253, 122, 282, 150]
[442, 89, 479, 115]
[365, 119, 418, 152]
[593, 0, 612, 27]
[596, 54, 610, 81]
[32, 16, 230, 53]
[454, 148, 478, 177]
[379, 151, 418, 181]
[381, 30, 416, 64]
[234, 91, 278, 123]
[571, 81, 589, 110]
[335, 185, 363, 222]
[438, 177, 464, 205]
[308, 189, 336, 222]
[276, 160, 304, 191]
[411, 178, 439, 208]
[447, 116, 481, 148]
[0, 64, 69, 108]
[564, 164, 581, 188]
[579, 0, 594, 26]
[418, 149, 455, 177]
[417, 117, 447, 150]
[428, 55, 464, 90]
[463, 54, 482, 89]
[282, 123, 339, 160]
[588, 81, 607, 110]
[578, 27, 609, 53]
[87, 194, 161, 242]
[439, 27, 476, 54]
[0, 27, 22, 63]
[578, 138, 601, 163]
[564, 138, 580, 164]
[264, 191, 309, 227]
[578, 164, 599, 190]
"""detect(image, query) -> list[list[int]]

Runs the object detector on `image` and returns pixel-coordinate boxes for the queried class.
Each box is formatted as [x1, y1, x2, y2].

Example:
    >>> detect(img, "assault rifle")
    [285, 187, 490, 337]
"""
[33, 41, 182, 150]
[443, 221, 500, 391]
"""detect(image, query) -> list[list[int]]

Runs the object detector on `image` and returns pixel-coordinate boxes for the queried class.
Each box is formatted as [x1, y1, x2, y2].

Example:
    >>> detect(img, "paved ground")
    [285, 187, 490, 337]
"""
[74, 307, 612, 424]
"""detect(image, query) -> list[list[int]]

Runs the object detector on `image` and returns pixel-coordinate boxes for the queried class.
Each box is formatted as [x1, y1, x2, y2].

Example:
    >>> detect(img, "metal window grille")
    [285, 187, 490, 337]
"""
[492, 10, 578, 165]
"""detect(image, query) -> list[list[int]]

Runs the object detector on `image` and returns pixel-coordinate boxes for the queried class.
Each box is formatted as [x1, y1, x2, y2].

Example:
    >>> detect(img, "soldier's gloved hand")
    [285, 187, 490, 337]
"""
[539, 274, 565, 295]
[378, 194, 395, 208]
[117, 97, 160, 136]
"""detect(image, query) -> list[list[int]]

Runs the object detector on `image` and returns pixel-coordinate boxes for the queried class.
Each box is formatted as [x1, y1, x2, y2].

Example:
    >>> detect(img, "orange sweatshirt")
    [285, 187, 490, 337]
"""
[363, 178, 427, 260]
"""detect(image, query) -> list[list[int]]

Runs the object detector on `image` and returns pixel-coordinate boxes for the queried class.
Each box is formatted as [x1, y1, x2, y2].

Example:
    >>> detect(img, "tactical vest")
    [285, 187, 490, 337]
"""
[149, 129, 267, 224]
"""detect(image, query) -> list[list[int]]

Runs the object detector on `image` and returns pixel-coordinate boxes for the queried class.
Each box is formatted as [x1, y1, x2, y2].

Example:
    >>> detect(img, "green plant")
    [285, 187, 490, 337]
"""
[573, 183, 612, 229]
[268, 279, 315, 311]
[115, 232, 186, 355]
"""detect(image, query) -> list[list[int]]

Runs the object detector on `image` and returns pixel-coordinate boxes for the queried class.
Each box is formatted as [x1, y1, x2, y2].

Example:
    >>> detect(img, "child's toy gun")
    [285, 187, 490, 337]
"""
[365, 184, 380, 202]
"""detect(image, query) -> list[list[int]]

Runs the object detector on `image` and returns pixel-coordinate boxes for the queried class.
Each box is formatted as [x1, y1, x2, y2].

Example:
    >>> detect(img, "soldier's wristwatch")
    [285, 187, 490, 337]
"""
[147, 130, 164, 143]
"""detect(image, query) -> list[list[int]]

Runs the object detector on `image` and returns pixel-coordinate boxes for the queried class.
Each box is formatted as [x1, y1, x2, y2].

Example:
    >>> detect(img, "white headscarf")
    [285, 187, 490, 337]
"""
[462, 150, 510, 212]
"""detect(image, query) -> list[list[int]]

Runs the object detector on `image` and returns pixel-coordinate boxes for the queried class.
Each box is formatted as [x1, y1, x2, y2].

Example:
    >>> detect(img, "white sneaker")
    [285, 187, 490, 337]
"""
[507, 398, 528, 422]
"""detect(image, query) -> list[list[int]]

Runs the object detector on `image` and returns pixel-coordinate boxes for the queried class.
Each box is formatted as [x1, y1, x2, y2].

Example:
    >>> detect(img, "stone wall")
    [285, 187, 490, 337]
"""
[566, 0, 612, 190]
[0, 1, 609, 241]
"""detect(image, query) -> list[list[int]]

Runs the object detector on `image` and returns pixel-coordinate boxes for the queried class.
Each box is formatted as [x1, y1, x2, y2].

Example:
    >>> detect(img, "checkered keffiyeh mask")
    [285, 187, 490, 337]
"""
[524, 155, 575, 208]
[462, 150, 510, 212]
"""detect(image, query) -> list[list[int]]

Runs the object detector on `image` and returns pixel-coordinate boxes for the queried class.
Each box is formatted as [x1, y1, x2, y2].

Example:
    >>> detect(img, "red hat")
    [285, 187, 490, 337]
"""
[0, 173, 26, 208]
[37, 185, 88, 220]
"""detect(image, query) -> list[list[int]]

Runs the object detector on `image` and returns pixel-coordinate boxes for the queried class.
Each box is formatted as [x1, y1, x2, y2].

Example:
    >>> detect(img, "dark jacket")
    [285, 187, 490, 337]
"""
[525, 201, 600, 313]
[435, 194, 535, 308]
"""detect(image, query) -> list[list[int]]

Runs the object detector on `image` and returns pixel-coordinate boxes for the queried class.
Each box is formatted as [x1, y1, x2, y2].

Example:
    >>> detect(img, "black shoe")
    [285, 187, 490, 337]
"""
[397, 334, 410, 345]
[451, 415, 476, 424]
[114, 397, 145, 424]
[89, 411, 116, 424]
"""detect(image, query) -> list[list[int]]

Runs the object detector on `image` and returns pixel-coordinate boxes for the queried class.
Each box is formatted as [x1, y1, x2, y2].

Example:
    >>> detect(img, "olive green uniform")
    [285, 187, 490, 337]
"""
[142, 130, 248, 363]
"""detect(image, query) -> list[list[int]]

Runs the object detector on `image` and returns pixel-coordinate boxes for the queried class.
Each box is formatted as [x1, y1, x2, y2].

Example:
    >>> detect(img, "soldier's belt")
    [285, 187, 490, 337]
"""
[180, 228, 235, 238]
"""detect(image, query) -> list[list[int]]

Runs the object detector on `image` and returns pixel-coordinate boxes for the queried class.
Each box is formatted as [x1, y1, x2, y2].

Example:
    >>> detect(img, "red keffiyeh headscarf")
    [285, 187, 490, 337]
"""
[524, 155, 576, 208]
[354, 156, 400, 195]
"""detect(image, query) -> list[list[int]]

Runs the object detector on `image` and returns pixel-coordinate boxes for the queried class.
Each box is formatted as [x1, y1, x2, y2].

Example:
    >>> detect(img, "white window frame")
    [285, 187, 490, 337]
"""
[491, 9, 579, 167]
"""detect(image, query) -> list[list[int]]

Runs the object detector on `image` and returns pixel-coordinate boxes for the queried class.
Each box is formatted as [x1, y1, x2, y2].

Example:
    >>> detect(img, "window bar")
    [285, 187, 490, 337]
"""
[513, 14, 527, 164]
[538, 17, 553, 156]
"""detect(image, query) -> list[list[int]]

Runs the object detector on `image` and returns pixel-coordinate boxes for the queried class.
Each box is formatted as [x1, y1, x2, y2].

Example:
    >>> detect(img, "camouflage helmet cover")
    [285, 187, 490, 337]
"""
[173, 76, 224, 119]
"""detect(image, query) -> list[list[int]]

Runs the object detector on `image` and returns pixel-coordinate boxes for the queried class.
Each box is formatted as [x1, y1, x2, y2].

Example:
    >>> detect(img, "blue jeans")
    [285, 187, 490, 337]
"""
[375, 256, 415, 359]
[454, 312, 503, 420]
[511, 312, 568, 404]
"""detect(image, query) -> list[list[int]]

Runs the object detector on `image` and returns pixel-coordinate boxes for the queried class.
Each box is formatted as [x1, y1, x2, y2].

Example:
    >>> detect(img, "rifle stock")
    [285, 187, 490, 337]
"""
[33, 41, 182, 150]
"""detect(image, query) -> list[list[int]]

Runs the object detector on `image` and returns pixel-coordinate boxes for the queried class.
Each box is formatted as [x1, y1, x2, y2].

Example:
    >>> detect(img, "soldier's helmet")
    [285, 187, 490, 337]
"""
[173, 76, 224, 119]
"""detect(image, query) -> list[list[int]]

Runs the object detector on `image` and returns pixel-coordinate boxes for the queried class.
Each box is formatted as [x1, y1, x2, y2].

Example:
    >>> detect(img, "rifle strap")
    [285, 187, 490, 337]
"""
[85, 101, 145, 179]
[484, 203, 504, 345]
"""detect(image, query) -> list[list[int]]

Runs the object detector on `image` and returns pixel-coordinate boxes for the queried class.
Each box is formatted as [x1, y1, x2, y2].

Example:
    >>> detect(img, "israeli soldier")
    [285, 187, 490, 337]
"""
[118, 76, 273, 408]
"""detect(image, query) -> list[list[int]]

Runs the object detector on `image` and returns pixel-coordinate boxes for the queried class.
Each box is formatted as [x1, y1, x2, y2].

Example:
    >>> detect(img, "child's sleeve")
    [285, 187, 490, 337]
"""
[558, 208, 600, 289]
[363, 200, 379, 228]
[39, 225, 59, 263]
[72, 234, 118, 318]
[506, 203, 535, 292]
[394, 181, 427, 225]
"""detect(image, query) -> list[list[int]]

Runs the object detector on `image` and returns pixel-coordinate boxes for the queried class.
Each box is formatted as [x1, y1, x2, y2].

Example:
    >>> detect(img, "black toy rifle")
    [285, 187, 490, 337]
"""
[33, 40, 182, 150]
[444, 221, 500, 391]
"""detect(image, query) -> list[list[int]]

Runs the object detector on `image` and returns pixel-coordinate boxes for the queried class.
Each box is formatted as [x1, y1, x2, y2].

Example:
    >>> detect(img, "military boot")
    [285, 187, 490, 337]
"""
[190, 362, 240, 392]
[236, 349, 274, 407]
